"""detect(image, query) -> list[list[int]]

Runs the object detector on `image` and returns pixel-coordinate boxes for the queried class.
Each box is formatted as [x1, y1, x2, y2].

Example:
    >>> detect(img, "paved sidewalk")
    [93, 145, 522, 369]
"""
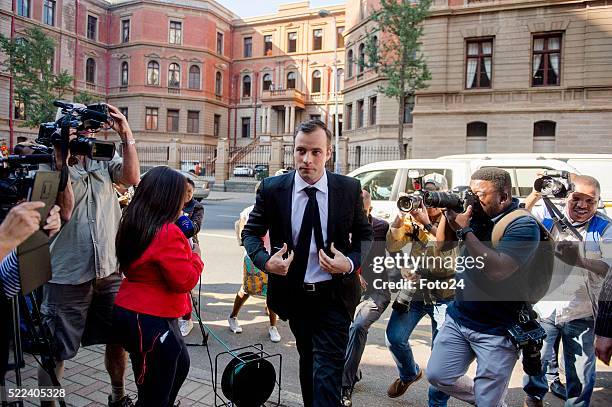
[4, 345, 297, 407]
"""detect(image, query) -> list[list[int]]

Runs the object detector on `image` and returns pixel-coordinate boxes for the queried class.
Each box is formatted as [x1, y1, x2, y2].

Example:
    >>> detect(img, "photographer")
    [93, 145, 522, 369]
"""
[1, 202, 61, 378]
[382, 174, 453, 406]
[38, 104, 139, 407]
[426, 168, 541, 407]
[523, 175, 611, 407]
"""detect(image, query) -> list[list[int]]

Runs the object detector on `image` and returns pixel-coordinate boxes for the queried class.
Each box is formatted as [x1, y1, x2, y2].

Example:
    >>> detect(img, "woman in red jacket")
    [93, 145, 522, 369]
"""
[113, 166, 203, 407]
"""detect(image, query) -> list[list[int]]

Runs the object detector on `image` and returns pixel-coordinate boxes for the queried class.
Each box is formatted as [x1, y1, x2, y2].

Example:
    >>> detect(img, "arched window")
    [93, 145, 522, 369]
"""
[120, 62, 129, 86]
[286, 71, 296, 89]
[533, 120, 556, 153]
[336, 68, 344, 91]
[168, 63, 180, 88]
[242, 75, 251, 97]
[147, 61, 159, 85]
[347, 49, 354, 77]
[215, 71, 222, 95]
[86, 58, 96, 84]
[188, 65, 200, 89]
[358, 43, 365, 74]
[311, 70, 321, 93]
[262, 73, 272, 91]
[466, 121, 487, 153]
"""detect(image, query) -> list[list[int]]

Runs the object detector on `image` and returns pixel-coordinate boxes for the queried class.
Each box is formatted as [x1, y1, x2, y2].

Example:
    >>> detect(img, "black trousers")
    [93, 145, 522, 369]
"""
[288, 287, 351, 407]
[112, 306, 189, 407]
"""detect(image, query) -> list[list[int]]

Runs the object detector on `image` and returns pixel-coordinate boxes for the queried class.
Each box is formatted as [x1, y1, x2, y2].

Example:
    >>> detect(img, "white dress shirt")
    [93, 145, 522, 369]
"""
[292, 172, 331, 283]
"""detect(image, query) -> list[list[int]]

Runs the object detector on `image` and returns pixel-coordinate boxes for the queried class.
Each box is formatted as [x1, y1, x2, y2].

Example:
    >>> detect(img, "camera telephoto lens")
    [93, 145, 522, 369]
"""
[522, 345, 543, 376]
[397, 195, 422, 213]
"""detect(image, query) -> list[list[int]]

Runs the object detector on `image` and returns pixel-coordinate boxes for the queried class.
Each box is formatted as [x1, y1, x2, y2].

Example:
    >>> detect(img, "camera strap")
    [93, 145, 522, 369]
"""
[57, 117, 71, 191]
[542, 197, 583, 241]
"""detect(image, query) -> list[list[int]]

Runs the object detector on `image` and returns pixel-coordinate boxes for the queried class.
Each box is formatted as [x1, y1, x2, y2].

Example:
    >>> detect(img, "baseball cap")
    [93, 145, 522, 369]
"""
[422, 173, 448, 191]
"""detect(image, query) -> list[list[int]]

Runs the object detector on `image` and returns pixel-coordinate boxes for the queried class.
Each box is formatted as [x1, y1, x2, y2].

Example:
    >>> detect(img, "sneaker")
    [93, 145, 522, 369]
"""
[268, 326, 281, 343]
[108, 395, 134, 407]
[386, 368, 423, 398]
[550, 379, 567, 400]
[523, 397, 544, 407]
[228, 316, 242, 333]
[179, 318, 193, 337]
[341, 387, 353, 407]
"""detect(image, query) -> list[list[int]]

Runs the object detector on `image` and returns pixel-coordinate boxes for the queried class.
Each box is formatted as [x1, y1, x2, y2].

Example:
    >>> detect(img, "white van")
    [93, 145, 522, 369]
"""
[347, 158, 580, 221]
[438, 154, 612, 214]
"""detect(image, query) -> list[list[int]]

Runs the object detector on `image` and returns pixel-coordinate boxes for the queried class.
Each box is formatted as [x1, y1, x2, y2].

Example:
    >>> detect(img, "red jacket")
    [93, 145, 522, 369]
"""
[115, 223, 203, 318]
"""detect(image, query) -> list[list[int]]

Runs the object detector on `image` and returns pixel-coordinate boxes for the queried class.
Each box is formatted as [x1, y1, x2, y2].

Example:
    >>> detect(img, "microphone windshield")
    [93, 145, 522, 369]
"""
[176, 215, 195, 238]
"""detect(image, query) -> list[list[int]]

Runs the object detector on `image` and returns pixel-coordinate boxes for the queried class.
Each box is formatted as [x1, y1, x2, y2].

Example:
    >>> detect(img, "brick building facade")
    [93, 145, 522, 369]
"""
[343, 0, 612, 157]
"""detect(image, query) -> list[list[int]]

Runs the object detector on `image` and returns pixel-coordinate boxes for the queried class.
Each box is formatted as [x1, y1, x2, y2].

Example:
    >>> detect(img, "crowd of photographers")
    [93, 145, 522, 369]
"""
[1, 106, 612, 407]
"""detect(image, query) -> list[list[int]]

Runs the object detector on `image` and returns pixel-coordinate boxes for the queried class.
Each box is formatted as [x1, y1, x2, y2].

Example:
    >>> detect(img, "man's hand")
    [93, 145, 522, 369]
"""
[107, 104, 133, 140]
[265, 243, 294, 276]
[410, 201, 431, 227]
[400, 268, 418, 282]
[42, 205, 61, 238]
[445, 206, 473, 232]
[554, 240, 582, 267]
[0, 202, 44, 254]
[192, 242, 202, 256]
[319, 242, 352, 274]
[595, 335, 612, 365]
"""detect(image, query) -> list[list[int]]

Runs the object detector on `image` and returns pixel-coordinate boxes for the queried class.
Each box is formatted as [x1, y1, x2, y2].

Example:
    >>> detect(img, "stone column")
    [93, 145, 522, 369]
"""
[214, 138, 229, 190]
[270, 136, 283, 175]
[289, 106, 295, 135]
[261, 108, 266, 134]
[267, 107, 273, 135]
[168, 138, 181, 169]
[284, 106, 290, 134]
[339, 137, 349, 175]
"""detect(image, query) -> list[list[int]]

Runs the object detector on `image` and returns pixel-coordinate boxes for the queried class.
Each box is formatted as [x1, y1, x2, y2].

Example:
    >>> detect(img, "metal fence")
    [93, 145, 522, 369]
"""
[347, 145, 400, 173]
[136, 145, 169, 172]
[180, 144, 217, 179]
[228, 145, 271, 180]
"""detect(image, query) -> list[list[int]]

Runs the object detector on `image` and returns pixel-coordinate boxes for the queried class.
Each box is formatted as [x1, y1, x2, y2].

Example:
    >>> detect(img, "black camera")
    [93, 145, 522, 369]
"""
[508, 317, 547, 376]
[397, 193, 424, 213]
[533, 170, 573, 199]
[422, 188, 480, 213]
[36, 101, 116, 161]
[0, 153, 54, 220]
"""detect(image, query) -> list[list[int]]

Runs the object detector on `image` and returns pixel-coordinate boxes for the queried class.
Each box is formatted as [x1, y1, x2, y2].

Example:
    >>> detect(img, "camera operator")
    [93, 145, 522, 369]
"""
[381, 173, 454, 405]
[1, 202, 61, 378]
[426, 168, 541, 407]
[38, 104, 139, 407]
[522, 175, 611, 407]
[340, 190, 393, 406]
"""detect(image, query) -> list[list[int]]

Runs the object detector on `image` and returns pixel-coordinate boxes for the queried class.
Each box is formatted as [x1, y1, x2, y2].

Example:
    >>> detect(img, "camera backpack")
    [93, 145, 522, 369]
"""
[491, 209, 555, 304]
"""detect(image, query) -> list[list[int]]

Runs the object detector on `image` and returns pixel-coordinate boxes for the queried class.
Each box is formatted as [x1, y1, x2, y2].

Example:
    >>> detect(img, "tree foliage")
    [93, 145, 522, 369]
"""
[0, 27, 73, 128]
[364, 0, 432, 158]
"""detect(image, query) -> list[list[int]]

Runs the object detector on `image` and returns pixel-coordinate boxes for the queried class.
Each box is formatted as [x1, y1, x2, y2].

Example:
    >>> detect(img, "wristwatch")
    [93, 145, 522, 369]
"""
[456, 226, 473, 241]
[423, 223, 434, 233]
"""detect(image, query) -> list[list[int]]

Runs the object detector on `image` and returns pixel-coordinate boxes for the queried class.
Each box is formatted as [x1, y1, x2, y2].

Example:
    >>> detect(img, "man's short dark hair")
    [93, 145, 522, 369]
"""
[295, 119, 332, 146]
[471, 167, 512, 194]
[186, 177, 195, 187]
[16, 136, 27, 143]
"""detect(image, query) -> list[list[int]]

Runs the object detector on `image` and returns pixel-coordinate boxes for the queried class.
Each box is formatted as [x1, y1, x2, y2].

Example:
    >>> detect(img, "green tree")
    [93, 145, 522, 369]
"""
[0, 27, 73, 128]
[364, 0, 432, 159]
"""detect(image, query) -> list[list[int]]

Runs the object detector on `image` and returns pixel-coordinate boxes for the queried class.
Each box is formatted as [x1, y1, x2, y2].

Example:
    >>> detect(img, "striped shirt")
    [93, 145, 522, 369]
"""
[0, 251, 21, 298]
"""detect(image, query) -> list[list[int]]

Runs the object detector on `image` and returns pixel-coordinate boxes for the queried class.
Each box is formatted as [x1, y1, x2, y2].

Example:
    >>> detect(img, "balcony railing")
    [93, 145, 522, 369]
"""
[261, 88, 305, 107]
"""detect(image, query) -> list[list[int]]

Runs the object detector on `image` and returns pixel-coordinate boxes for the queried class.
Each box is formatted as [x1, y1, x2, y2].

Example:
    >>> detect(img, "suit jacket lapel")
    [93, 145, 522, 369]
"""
[279, 172, 294, 249]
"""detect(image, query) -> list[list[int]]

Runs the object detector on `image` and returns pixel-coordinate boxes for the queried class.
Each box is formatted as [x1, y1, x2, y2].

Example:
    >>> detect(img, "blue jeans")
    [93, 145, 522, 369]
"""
[385, 300, 451, 407]
[523, 316, 596, 407]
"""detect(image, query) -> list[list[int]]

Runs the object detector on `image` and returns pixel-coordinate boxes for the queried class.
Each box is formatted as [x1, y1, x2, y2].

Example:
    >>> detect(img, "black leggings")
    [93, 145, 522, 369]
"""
[113, 306, 189, 407]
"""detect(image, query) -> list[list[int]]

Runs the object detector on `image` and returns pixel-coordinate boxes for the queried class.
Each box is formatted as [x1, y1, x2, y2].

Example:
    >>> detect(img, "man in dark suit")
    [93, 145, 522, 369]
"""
[595, 268, 612, 365]
[242, 119, 373, 407]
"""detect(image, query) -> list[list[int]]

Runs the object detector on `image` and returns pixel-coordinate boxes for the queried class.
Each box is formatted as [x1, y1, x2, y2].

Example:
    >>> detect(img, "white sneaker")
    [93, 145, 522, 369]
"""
[179, 319, 193, 337]
[228, 317, 242, 333]
[268, 326, 281, 343]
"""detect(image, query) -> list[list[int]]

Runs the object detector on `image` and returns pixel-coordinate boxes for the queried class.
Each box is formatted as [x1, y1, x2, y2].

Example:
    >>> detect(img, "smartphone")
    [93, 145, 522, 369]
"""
[28, 170, 60, 227]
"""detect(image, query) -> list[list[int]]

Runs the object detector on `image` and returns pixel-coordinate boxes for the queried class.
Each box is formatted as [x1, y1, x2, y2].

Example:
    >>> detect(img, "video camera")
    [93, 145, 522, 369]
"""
[0, 151, 54, 220]
[533, 170, 573, 199]
[36, 101, 116, 161]
[397, 169, 480, 213]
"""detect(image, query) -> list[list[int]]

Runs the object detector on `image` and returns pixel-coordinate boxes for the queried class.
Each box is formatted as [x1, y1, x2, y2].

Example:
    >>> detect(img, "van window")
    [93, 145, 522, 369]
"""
[491, 166, 552, 197]
[404, 169, 453, 193]
[355, 169, 397, 201]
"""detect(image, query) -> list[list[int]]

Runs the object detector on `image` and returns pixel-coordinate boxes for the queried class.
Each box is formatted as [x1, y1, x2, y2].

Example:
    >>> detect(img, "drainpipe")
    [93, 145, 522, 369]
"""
[253, 72, 258, 139]
[73, 0, 80, 93]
